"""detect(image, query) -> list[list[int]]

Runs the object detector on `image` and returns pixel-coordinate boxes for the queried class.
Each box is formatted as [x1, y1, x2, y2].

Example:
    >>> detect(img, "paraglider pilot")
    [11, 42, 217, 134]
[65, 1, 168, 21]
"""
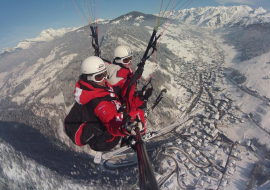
[64, 56, 146, 151]
[105, 45, 153, 111]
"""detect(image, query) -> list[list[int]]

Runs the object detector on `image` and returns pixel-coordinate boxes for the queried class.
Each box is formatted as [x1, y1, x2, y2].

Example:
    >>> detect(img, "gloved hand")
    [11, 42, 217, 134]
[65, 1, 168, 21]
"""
[121, 116, 144, 136]
[143, 87, 153, 101]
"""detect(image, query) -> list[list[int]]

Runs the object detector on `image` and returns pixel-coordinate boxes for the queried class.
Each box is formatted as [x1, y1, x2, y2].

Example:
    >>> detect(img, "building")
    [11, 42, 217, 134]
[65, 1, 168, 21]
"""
[212, 171, 220, 178]
[154, 172, 162, 181]
[182, 178, 190, 186]
[188, 137, 194, 142]
[227, 167, 235, 175]
[200, 157, 207, 163]
[231, 151, 239, 158]
[184, 142, 192, 147]
[219, 160, 226, 168]
[203, 167, 210, 174]
[250, 144, 258, 152]
[192, 149, 200, 156]
[204, 177, 211, 183]
[220, 179, 227, 187]
[210, 129, 219, 138]
[179, 168, 186, 176]
[186, 148, 192, 155]
[191, 169, 200, 177]
[185, 162, 193, 170]
[178, 153, 187, 162]
[215, 141, 221, 146]
[176, 139, 182, 145]
[211, 113, 219, 120]
[213, 154, 218, 161]
[164, 181, 175, 190]
[168, 159, 176, 167]
[197, 180, 205, 187]
[195, 141, 201, 147]
[210, 123, 215, 128]
[228, 159, 236, 167]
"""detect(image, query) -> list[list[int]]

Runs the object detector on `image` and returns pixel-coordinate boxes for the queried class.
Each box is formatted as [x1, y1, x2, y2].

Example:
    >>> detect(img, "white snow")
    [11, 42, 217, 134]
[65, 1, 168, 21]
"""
[169, 5, 270, 28]
[217, 37, 270, 136]
[1, 27, 77, 53]
[1, 5, 270, 190]
[0, 142, 97, 189]
[135, 16, 144, 21]
[0, 71, 8, 89]
[142, 60, 155, 79]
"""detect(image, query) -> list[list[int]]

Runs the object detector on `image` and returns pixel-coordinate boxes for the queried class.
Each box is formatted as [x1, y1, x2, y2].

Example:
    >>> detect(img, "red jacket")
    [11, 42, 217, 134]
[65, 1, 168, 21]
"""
[105, 62, 145, 111]
[74, 79, 146, 136]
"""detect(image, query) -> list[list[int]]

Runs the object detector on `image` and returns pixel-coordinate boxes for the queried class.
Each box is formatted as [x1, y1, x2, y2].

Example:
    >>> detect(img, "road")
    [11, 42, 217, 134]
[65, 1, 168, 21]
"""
[158, 153, 185, 189]
[225, 75, 270, 104]
[236, 107, 270, 136]
[217, 143, 234, 190]
[168, 147, 211, 168]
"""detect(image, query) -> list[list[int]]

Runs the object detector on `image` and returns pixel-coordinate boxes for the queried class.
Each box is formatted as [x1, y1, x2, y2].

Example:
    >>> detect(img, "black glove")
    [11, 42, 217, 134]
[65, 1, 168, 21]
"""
[121, 116, 144, 136]
[122, 120, 143, 136]
[143, 87, 153, 101]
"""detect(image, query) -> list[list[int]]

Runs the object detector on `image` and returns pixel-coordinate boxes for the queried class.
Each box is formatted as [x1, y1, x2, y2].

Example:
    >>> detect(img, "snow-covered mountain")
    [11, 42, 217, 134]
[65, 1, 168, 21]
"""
[170, 5, 270, 28]
[1, 5, 270, 190]
[2, 5, 270, 54]
[109, 11, 157, 26]
[1, 27, 77, 54]
[105, 6, 270, 29]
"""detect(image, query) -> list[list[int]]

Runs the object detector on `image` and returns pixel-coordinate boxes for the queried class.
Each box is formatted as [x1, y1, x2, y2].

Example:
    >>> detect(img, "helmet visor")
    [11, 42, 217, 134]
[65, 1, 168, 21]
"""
[93, 70, 107, 82]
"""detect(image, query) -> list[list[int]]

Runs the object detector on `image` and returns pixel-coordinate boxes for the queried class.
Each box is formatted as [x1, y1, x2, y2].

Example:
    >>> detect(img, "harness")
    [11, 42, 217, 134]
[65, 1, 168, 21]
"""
[64, 81, 121, 151]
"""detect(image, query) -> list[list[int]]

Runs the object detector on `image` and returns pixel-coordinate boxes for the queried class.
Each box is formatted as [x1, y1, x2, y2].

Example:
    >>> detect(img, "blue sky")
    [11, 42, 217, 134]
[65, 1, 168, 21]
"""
[1, 0, 270, 51]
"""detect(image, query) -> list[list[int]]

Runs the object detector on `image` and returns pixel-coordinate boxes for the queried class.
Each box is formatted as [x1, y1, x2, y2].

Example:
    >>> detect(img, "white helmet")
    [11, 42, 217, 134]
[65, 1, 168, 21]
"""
[81, 56, 106, 74]
[81, 56, 107, 82]
[114, 45, 133, 64]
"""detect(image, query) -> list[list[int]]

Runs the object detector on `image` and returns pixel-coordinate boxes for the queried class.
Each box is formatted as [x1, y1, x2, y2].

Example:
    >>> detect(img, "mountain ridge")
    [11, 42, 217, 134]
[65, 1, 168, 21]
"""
[170, 5, 270, 27]
[2, 5, 270, 54]
[1, 4, 270, 189]
[1, 27, 77, 54]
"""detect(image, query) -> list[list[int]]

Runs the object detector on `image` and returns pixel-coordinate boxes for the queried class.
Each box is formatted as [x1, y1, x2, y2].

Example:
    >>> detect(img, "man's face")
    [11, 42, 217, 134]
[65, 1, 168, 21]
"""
[93, 78, 106, 87]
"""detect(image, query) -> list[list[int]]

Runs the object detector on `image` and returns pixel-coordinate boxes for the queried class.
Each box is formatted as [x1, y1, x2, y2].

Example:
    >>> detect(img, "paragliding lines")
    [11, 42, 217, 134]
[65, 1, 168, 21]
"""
[72, 0, 100, 26]
[143, 0, 194, 83]
[163, 0, 194, 32]
[72, 0, 101, 56]
[155, 0, 172, 30]
[95, 0, 100, 25]
[72, 0, 91, 34]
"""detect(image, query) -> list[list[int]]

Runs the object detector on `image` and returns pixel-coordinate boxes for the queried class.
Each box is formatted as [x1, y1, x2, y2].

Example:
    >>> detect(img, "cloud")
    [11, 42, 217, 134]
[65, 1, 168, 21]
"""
[215, 0, 255, 5]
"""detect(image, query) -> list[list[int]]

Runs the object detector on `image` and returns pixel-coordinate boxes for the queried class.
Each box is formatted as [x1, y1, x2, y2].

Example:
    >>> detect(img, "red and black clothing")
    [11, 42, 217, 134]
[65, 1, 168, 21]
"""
[64, 78, 145, 151]
[105, 62, 145, 111]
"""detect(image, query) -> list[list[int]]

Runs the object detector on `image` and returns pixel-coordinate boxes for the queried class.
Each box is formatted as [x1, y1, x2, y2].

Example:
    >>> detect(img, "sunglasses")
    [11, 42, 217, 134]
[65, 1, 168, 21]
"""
[88, 70, 107, 82]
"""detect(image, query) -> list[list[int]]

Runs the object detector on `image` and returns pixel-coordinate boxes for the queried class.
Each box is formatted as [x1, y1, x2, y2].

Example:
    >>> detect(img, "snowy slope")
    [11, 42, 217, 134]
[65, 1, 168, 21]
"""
[1, 28, 77, 53]
[219, 39, 270, 131]
[167, 5, 270, 28]
[1, 5, 270, 190]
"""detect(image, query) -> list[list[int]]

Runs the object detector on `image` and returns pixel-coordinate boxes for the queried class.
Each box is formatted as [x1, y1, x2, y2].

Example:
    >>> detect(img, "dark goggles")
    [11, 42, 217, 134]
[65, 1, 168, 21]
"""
[115, 56, 133, 64]
[92, 70, 107, 82]
[122, 56, 132, 64]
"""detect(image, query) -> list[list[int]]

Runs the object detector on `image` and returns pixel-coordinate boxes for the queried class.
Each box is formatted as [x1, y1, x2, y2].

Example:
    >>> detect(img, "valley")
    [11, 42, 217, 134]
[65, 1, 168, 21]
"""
[0, 6, 270, 190]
